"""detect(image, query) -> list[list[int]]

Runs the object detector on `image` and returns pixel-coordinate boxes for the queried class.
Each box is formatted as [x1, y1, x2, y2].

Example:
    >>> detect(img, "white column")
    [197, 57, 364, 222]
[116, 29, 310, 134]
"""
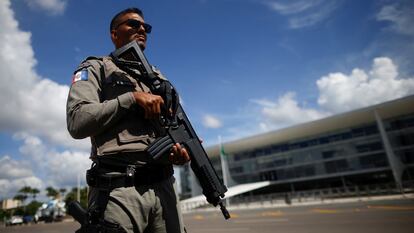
[374, 110, 405, 191]
[219, 136, 230, 206]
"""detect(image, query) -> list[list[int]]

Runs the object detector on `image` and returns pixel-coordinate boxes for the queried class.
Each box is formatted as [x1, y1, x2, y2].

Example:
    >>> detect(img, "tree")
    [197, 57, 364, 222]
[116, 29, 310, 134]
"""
[59, 188, 67, 199]
[19, 186, 32, 195]
[25, 201, 42, 216]
[18, 186, 32, 204]
[11, 186, 42, 216]
[31, 188, 40, 200]
[13, 194, 27, 206]
[0, 208, 9, 221]
[13, 194, 27, 215]
[45, 186, 59, 199]
[65, 187, 88, 209]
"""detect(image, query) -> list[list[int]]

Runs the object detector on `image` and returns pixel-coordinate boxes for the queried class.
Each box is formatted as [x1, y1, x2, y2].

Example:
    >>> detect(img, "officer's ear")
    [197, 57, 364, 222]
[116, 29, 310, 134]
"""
[111, 29, 122, 48]
[110, 29, 118, 42]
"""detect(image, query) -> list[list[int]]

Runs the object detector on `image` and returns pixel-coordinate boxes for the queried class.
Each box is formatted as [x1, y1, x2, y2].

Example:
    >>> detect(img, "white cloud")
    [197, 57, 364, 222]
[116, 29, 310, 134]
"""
[263, 0, 341, 29]
[243, 57, 414, 136]
[0, 0, 89, 151]
[0, 176, 44, 199]
[16, 134, 91, 187]
[0, 134, 90, 198]
[266, 0, 321, 15]
[0, 0, 91, 198]
[13, 176, 44, 191]
[317, 57, 414, 113]
[0, 155, 43, 199]
[202, 114, 223, 129]
[25, 0, 67, 15]
[0, 156, 33, 179]
[377, 1, 414, 37]
[251, 92, 328, 131]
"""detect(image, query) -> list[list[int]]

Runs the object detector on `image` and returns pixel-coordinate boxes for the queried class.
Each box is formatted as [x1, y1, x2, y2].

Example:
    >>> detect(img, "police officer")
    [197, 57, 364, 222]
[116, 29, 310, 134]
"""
[66, 7, 189, 233]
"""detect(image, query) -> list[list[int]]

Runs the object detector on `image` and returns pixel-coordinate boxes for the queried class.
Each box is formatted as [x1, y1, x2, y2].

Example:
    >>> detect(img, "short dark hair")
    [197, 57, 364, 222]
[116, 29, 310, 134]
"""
[110, 7, 144, 31]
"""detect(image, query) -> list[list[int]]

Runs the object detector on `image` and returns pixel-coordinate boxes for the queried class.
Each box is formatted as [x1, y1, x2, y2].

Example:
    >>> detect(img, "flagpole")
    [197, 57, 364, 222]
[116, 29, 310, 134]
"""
[77, 173, 81, 203]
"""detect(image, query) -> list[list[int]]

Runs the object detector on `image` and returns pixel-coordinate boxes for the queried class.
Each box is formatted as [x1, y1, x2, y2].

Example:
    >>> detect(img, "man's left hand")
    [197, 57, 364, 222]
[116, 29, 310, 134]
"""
[169, 143, 190, 165]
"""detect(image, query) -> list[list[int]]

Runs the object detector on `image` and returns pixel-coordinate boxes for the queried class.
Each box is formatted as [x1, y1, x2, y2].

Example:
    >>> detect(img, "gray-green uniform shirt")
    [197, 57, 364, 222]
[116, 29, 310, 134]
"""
[67, 56, 164, 159]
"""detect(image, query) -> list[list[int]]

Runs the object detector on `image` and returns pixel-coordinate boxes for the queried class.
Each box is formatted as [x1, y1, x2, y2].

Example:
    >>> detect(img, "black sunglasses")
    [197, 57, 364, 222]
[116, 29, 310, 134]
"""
[115, 19, 152, 33]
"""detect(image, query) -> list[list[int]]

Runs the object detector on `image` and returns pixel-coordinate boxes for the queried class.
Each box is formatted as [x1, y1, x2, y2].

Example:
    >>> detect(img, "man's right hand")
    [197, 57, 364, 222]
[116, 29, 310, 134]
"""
[132, 91, 164, 119]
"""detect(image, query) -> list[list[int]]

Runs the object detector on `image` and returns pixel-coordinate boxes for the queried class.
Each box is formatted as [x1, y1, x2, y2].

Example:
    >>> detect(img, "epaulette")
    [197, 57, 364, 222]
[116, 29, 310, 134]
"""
[74, 56, 104, 74]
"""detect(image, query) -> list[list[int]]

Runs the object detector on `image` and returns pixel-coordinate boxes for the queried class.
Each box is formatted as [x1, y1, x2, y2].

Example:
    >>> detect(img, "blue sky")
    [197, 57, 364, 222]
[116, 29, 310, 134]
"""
[1, 0, 413, 200]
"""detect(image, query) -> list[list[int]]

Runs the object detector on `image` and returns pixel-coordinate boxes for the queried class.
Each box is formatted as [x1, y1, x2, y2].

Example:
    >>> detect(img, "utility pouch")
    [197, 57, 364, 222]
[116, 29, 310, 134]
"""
[86, 166, 99, 187]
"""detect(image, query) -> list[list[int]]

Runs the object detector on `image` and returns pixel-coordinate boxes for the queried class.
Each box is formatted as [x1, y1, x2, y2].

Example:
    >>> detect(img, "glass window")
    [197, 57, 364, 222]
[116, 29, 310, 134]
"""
[324, 159, 348, 174]
[397, 133, 414, 146]
[352, 128, 365, 137]
[358, 153, 388, 168]
[364, 125, 379, 135]
[322, 150, 335, 159]
[294, 165, 316, 178]
[355, 141, 383, 153]
[388, 114, 414, 130]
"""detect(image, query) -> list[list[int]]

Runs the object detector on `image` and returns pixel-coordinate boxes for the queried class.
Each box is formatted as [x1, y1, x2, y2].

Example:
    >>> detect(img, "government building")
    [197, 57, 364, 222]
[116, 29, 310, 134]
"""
[179, 95, 414, 199]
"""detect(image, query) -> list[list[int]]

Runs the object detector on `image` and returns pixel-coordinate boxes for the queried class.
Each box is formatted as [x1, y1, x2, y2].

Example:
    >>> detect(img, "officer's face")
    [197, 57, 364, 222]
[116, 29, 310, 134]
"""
[111, 13, 148, 49]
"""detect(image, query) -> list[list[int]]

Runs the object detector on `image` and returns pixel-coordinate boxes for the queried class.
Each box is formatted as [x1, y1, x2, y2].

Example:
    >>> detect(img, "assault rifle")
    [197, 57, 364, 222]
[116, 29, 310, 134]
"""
[67, 201, 90, 233]
[68, 201, 126, 232]
[111, 41, 230, 219]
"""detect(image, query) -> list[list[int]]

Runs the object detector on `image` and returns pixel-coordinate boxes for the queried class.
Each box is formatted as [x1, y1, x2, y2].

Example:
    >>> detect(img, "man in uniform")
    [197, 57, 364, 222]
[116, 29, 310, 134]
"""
[66, 7, 189, 233]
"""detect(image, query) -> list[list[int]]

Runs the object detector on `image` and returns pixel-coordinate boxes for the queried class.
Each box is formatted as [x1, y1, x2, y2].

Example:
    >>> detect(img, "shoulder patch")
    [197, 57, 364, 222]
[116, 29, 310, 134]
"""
[72, 69, 88, 83]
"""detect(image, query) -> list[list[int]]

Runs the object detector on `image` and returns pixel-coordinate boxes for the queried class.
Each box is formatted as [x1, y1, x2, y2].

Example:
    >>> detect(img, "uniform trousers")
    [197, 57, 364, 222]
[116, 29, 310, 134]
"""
[88, 176, 185, 233]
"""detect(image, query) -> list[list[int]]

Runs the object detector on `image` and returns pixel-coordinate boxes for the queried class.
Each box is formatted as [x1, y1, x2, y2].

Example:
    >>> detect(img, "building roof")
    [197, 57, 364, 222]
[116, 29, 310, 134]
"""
[206, 95, 414, 157]
[180, 181, 271, 210]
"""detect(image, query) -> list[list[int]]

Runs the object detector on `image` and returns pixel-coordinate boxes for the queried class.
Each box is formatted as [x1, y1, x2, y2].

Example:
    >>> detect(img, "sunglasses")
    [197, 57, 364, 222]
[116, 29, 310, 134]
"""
[115, 19, 152, 33]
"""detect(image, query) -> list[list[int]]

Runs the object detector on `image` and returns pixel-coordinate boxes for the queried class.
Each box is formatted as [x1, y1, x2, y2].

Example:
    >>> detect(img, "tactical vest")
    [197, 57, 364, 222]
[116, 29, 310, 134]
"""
[85, 56, 166, 157]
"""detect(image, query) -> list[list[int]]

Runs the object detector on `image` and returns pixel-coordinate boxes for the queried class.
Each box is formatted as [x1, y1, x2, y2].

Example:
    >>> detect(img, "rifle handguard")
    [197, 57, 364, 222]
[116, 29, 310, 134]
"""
[146, 135, 174, 160]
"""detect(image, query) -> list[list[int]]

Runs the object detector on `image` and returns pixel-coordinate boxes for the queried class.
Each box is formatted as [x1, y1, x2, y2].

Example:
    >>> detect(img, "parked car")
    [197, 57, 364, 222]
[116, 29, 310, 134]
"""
[5, 215, 23, 226]
[23, 215, 34, 224]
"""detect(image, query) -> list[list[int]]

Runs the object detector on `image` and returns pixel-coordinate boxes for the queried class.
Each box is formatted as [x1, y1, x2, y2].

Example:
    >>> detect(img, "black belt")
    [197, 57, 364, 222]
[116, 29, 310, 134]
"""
[86, 162, 173, 189]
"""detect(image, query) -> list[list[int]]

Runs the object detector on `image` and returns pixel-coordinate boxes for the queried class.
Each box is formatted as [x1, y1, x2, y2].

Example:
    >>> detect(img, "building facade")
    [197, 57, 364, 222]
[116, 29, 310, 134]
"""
[180, 95, 414, 198]
[0, 199, 22, 210]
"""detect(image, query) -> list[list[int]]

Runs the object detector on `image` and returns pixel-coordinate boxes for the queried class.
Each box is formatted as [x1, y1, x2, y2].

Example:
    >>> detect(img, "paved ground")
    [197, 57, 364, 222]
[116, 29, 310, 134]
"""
[184, 198, 414, 233]
[1, 198, 413, 233]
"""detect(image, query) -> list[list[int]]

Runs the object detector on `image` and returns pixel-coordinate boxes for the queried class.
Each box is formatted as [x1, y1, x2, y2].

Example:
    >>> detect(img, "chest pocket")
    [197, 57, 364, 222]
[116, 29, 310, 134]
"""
[102, 72, 136, 100]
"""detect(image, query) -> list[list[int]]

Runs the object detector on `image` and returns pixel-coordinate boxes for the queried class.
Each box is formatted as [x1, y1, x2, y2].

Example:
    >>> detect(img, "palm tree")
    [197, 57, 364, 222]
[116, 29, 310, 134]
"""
[18, 186, 33, 205]
[13, 194, 27, 207]
[31, 188, 40, 201]
[59, 188, 67, 200]
[45, 186, 59, 199]
[18, 186, 32, 196]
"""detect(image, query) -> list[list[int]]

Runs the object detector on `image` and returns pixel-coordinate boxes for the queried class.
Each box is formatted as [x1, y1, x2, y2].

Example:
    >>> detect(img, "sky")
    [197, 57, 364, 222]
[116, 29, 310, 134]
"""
[0, 0, 414, 200]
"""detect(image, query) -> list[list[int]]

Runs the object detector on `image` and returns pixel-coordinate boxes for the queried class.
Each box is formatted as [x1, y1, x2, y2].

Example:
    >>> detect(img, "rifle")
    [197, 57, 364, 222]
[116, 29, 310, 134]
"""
[67, 201, 89, 233]
[67, 201, 126, 232]
[111, 41, 230, 219]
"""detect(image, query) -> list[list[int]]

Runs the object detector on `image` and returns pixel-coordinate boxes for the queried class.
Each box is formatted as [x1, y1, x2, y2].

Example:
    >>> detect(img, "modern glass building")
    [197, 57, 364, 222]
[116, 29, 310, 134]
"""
[179, 95, 414, 198]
